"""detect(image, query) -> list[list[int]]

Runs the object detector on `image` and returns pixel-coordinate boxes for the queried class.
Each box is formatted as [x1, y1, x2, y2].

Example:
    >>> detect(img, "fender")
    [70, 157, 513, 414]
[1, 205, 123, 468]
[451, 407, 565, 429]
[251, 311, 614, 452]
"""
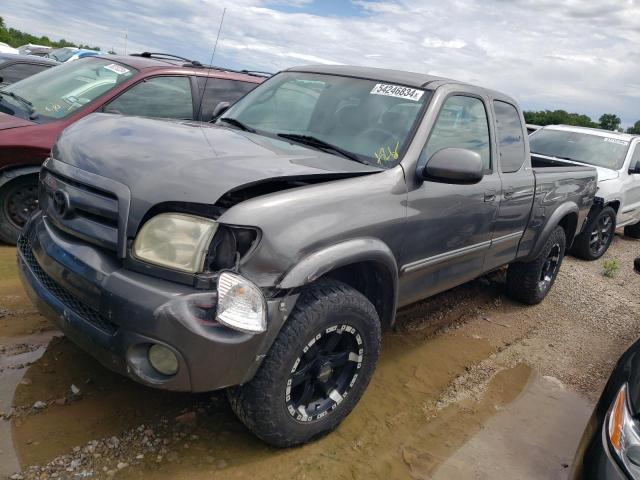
[521, 201, 579, 262]
[277, 237, 399, 325]
[0, 166, 41, 189]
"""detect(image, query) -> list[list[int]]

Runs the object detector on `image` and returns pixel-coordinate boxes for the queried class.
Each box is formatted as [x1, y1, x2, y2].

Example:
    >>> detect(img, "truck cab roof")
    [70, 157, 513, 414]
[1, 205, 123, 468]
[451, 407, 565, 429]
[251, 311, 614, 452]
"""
[287, 64, 519, 105]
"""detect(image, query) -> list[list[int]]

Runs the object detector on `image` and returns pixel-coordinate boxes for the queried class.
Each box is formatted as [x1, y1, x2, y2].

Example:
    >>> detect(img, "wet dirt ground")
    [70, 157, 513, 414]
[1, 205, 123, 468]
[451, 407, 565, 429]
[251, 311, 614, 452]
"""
[1, 233, 639, 479]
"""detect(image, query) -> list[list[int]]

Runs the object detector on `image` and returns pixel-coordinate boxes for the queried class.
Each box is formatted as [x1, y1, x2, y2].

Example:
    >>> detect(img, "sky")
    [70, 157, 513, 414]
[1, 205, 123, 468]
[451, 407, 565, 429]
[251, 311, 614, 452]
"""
[4, 0, 640, 127]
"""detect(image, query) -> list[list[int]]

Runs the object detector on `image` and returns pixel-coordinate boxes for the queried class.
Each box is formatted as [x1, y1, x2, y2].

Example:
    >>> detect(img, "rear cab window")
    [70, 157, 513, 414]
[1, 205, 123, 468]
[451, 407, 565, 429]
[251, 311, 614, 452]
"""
[493, 100, 526, 173]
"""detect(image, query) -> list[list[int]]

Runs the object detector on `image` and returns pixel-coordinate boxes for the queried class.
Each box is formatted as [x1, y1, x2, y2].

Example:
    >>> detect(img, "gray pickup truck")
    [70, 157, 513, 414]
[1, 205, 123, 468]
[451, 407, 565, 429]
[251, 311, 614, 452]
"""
[18, 65, 597, 447]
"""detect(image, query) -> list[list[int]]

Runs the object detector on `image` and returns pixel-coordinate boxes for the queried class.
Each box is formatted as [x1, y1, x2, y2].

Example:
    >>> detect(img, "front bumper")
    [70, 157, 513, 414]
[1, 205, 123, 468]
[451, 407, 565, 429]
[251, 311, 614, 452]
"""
[17, 212, 293, 392]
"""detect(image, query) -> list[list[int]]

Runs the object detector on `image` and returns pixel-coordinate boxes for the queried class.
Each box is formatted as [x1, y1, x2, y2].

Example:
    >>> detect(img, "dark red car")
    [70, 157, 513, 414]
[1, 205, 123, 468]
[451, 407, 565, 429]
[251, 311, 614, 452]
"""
[0, 52, 265, 244]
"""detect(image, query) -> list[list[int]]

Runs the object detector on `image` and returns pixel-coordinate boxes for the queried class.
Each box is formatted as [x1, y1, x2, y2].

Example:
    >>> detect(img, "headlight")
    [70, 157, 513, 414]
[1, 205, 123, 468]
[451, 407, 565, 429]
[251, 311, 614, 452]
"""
[132, 213, 218, 273]
[216, 271, 266, 333]
[607, 384, 640, 476]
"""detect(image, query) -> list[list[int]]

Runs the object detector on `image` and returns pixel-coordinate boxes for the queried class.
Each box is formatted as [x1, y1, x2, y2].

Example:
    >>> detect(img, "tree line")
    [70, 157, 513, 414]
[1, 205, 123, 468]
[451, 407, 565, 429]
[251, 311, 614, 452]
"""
[524, 110, 640, 134]
[0, 16, 100, 52]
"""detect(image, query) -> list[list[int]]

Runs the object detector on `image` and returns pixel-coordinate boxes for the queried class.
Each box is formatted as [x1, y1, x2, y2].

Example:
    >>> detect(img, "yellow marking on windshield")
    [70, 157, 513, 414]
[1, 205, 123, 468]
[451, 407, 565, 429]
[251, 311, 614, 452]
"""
[374, 141, 400, 165]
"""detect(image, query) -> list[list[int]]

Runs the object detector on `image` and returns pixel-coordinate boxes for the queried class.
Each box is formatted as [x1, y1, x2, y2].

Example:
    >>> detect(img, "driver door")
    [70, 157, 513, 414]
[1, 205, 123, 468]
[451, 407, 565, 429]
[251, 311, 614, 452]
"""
[399, 94, 501, 306]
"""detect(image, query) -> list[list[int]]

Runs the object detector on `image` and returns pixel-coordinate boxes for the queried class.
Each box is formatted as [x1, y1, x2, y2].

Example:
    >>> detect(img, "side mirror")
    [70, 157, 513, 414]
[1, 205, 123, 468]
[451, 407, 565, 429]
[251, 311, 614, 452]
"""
[210, 101, 231, 121]
[421, 148, 484, 184]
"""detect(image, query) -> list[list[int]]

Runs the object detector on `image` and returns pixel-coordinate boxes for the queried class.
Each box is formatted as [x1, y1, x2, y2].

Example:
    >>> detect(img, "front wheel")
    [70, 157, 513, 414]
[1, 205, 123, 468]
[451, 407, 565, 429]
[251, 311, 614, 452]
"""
[571, 207, 616, 260]
[227, 279, 381, 447]
[506, 225, 566, 305]
[0, 176, 39, 245]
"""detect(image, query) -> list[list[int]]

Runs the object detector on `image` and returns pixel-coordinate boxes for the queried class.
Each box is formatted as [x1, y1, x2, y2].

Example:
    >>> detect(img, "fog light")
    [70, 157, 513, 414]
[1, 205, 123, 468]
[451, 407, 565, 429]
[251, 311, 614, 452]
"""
[148, 344, 179, 376]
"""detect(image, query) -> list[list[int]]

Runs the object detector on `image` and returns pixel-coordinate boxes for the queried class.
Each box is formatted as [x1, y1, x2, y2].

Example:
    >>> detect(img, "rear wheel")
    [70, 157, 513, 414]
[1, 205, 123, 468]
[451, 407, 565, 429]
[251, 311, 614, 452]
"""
[571, 207, 616, 261]
[506, 225, 566, 305]
[624, 222, 640, 239]
[227, 279, 381, 447]
[0, 176, 39, 245]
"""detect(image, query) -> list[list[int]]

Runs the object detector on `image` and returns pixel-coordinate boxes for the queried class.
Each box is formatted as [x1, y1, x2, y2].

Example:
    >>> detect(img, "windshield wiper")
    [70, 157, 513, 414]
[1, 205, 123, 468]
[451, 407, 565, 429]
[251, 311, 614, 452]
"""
[277, 133, 364, 164]
[0, 90, 36, 117]
[217, 117, 255, 133]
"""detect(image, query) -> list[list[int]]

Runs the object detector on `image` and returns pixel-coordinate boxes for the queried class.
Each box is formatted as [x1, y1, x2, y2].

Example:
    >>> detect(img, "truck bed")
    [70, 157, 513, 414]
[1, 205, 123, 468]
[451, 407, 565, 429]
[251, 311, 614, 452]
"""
[516, 156, 597, 260]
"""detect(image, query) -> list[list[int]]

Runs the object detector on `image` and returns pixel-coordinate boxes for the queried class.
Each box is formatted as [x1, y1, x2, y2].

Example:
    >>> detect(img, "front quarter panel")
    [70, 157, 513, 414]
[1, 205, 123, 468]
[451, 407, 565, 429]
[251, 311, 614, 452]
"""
[217, 166, 408, 288]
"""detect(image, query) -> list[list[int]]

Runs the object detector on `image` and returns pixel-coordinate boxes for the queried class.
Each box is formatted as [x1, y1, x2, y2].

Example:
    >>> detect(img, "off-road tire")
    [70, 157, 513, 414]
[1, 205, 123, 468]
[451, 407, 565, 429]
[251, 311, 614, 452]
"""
[227, 279, 381, 447]
[571, 207, 616, 260]
[0, 175, 39, 245]
[506, 225, 566, 305]
[624, 222, 640, 239]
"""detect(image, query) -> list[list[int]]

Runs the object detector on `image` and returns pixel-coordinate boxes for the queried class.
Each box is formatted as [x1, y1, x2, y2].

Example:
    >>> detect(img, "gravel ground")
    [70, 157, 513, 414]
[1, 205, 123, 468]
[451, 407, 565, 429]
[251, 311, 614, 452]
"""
[1, 232, 639, 480]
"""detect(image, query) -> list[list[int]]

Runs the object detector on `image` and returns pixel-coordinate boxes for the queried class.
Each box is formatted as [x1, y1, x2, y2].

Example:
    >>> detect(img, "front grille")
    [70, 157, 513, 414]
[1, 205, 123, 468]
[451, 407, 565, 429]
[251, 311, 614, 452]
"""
[18, 236, 118, 335]
[40, 169, 120, 251]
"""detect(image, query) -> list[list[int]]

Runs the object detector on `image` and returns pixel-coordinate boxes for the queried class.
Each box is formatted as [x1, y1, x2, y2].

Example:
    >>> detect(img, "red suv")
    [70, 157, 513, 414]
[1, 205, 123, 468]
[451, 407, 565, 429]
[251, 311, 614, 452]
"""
[0, 52, 266, 244]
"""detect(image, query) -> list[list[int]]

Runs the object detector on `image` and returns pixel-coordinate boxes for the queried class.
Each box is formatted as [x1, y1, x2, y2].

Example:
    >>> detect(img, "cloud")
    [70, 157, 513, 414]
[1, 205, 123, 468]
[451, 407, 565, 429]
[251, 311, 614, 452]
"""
[422, 37, 467, 49]
[3, 0, 640, 126]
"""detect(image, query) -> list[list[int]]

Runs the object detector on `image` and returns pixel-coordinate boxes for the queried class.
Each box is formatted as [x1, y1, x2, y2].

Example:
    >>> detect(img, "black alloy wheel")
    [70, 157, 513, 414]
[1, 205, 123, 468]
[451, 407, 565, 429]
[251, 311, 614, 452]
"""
[539, 242, 561, 292]
[286, 324, 363, 422]
[589, 214, 614, 258]
[5, 181, 38, 229]
[227, 279, 380, 447]
[570, 206, 617, 261]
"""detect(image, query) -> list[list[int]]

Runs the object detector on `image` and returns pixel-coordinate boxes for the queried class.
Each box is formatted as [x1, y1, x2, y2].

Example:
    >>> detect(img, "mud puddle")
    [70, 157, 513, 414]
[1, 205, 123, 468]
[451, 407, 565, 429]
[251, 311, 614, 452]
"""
[4, 235, 640, 479]
[418, 366, 591, 479]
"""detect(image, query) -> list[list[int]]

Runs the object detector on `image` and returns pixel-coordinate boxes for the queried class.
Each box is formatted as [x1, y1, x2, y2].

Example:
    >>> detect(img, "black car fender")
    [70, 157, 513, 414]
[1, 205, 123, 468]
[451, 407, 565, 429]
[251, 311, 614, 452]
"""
[0, 165, 41, 189]
[277, 237, 399, 327]
[520, 201, 580, 262]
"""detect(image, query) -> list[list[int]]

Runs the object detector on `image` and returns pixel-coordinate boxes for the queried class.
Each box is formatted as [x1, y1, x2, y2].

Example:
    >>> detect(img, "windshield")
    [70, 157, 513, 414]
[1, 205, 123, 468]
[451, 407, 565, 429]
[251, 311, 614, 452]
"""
[220, 72, 430, 167]
[47, 48, 77, 62]
[530, 129, 630, 170]
[0, 57, 137, 122]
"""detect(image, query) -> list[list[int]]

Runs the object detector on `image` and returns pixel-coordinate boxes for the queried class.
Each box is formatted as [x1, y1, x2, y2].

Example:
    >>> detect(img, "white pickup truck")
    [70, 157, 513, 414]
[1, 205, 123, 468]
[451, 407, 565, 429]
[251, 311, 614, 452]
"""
[530, 125, 640, 260]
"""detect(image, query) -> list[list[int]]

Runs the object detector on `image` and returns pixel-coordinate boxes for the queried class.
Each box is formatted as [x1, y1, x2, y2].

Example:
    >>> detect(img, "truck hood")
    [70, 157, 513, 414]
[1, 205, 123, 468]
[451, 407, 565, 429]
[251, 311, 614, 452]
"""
[53, 114, 381, 222]
[0, 112, 37, 130]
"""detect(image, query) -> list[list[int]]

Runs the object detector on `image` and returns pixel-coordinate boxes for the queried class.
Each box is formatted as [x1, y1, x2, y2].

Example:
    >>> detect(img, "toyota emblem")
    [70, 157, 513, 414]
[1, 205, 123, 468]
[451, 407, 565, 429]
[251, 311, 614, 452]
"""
[53, 190, 69, 217]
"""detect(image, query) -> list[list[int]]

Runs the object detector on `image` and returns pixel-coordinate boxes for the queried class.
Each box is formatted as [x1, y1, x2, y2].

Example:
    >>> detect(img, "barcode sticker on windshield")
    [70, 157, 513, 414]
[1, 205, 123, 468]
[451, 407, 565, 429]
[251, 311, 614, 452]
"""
[103, 63, 130, 75]
[370, 84, 424, 101]
[604, 137, 628, 146]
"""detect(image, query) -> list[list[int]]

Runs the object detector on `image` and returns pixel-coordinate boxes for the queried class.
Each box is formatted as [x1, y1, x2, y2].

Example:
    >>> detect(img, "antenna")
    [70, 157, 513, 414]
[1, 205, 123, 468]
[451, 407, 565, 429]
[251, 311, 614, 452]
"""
[197, 7, 227, 121]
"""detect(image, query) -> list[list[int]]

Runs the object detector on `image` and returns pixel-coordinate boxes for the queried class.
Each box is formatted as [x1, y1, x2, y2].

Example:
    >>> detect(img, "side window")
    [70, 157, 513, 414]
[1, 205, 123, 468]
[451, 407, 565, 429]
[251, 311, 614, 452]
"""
[0, 63, 50, 83]
[420, 95, 491, 170]
[494, 101, 526, 173]
[196, 77, 257, 121]
[631, 146, 640, 172]
[105, 76, 193, 119]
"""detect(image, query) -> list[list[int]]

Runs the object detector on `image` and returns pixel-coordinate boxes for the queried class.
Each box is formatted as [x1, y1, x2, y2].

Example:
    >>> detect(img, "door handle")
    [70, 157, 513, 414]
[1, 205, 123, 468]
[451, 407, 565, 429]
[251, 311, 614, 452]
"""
[503, 187, 515, 199]
[484, 190, 496, 202]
